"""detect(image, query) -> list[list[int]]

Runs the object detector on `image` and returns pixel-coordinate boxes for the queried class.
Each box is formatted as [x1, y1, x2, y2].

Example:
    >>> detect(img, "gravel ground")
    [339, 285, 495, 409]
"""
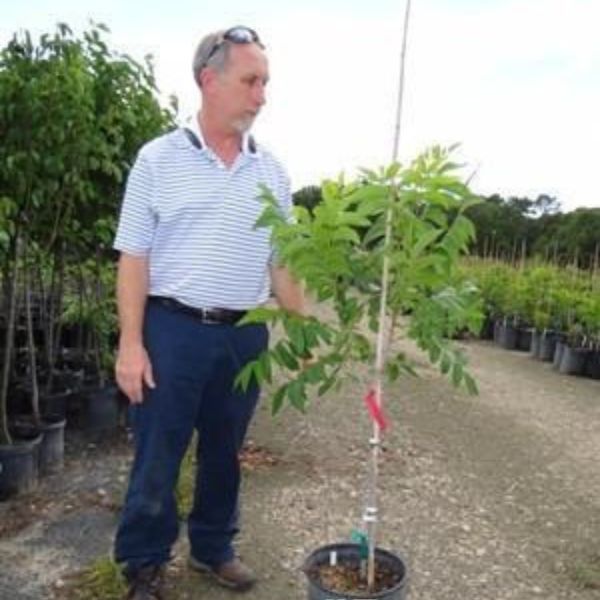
[1, 338, 599, 600]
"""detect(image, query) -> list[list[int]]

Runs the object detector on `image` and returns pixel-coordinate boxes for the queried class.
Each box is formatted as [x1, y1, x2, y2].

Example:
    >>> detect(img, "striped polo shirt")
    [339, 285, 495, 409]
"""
[113, 124, 292, 310]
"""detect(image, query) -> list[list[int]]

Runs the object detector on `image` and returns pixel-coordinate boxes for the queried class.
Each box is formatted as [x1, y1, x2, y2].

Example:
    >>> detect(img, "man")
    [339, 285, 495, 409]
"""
[113, 26, 304, 599]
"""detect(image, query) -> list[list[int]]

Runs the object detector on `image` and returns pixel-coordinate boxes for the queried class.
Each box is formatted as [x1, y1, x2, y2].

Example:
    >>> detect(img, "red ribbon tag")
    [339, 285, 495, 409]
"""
[363, 388, 389, 431]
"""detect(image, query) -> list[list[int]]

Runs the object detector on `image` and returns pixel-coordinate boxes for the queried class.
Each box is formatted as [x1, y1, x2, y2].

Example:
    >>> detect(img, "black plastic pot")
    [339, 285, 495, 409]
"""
[479, 316, 495, 340]
[0, 433, 42, 500]
[558, 346, 589, 376]
[303, 543, 408, 600]
[85, 384, 120, 435]
[39, 415, 67, 474]
[583, 350, 600, 380]
[493, 319, 502, 343]
[499, 322, 517, 350]
[553, 341, 566, 370]
[539, 331, 560, 362]
[529, 329, 541, 358]
[41, 389, 75, 420]
[516, 328, 533, 352]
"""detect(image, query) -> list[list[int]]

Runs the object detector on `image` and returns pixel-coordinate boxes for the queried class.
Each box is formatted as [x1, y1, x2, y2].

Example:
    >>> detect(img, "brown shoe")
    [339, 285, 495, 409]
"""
[189, 556, 257, 591]
[125, 565, 166, 600]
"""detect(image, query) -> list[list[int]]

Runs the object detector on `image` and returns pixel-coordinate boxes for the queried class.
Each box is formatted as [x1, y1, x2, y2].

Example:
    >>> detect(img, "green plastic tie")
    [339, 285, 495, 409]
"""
[350, 529, 369, 560]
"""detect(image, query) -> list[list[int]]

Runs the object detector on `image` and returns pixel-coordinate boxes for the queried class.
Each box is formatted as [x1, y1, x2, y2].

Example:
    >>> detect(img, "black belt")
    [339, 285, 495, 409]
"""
[149, 296, 247, 325]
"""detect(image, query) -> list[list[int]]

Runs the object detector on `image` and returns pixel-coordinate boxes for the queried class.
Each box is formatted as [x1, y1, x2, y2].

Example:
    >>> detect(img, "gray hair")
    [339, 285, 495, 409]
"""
[192, 30, 233, 87]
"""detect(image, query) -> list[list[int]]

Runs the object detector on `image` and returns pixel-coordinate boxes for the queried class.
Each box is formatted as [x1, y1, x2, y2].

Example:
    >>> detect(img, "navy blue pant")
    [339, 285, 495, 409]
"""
[114, 300, 268, 574]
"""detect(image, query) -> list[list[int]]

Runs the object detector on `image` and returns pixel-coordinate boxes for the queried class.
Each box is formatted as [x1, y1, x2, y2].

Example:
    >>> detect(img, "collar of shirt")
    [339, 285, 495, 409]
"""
[188, 115, 259, 158]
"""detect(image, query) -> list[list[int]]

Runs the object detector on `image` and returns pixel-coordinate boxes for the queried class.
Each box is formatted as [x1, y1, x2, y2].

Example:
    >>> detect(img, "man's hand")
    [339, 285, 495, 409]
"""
[270, 264, 307, 315]
[115, 342, 156, 404]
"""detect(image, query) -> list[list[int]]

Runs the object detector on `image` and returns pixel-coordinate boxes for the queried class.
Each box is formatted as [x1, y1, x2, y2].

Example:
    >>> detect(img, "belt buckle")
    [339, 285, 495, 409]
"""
[200, 308, 221, 324]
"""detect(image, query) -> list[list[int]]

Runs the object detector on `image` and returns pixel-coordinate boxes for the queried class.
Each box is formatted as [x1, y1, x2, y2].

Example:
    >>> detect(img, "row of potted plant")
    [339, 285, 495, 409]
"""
[0, 23, 174, 500]
[462, 259, 600, 378]
[0, 259, 127, 499]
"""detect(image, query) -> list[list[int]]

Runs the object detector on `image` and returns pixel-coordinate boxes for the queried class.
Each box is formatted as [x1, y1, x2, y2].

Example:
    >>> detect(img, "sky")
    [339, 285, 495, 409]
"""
[1, 0, 599, 212]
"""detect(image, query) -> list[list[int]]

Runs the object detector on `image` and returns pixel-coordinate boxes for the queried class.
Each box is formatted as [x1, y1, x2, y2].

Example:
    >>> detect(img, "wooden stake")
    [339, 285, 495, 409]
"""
[365, 0, 412, 591]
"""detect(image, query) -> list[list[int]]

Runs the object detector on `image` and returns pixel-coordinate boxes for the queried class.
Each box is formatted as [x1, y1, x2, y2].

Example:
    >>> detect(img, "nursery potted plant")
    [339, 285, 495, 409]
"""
[0, 23, 98, 477]
[580, 295, 600, 379]
[522, 266, 556, 359]
[558, 290, 597, 376]
[0, 234, 42, 499]
[551, 286, 578, 370]
[1, 22, 174, 497]
[468, 261, 510, 341]
[19, 235, 68, 475]
[237, 146, 482, 599]
[61, 256, 120, 434]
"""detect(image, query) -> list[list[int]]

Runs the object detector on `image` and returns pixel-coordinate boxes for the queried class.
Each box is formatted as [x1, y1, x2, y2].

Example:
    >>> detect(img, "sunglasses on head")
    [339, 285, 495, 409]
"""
[204, 26, 264, 66]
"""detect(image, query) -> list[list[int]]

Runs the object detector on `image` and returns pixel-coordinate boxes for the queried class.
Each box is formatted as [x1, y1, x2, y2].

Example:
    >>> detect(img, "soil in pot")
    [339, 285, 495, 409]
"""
[304, 543, 408, 600]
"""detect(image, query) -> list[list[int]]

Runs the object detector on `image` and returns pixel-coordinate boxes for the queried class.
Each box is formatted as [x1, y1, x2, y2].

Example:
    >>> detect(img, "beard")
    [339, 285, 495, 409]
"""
[231, 113, 256, 134]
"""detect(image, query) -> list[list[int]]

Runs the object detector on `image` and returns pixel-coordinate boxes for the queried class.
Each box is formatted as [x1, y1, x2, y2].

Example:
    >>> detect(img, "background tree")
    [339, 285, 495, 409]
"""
[465, 193, 598, 267]
[292, 184, 322, 214]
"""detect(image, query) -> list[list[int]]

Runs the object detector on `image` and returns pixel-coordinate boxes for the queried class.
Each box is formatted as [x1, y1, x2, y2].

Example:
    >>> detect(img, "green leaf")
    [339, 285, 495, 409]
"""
[286, 319, 305, 355]
[271, 386, 286, 415]
[440, 353, 452, 375]
[451, 362, 463, 387]
[385, 162, 402, 180]
[276, 343, 300, 370]
[357, 167, 378, 180]
[412, 228, 443, 258]
[304, 363, 324, 384]
[287, 380, 307, 412]
[234, 360, 257, 392]
[463, 372, 478, 395]
[429, 343, 441, 363]
[259, 352, 272, 384]
[333, 226, 361, 244]
[317, 373, 337, 396]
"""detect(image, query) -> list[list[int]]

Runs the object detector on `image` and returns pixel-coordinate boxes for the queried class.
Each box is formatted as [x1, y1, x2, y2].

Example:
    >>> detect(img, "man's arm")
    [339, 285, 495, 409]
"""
[115, 253, 155, 403]
[270, 264, 306, 315]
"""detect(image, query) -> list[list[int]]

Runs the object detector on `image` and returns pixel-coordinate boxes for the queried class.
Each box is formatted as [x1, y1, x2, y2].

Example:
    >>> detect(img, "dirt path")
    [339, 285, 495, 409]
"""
[1, 339, 599, 599]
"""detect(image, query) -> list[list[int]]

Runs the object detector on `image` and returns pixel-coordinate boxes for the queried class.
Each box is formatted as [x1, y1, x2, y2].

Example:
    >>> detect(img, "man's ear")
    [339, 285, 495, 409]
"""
[198, 66, 219, 91]
[194, 69, 203, 89]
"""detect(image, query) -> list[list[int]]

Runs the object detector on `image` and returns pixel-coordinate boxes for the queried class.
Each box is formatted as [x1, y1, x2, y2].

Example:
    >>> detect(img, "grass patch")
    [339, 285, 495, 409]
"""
[568, 554, 600, 590]
[61, 556, 127, 600]
[175, 437, 197, 518]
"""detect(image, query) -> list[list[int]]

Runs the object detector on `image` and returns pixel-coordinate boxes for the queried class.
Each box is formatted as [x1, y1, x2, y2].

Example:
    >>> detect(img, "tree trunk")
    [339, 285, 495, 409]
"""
[0, 234, 22, 445]
[94, 250, 106, 388]
[24, 258, 41, 425]
[46, 242, 65, 394]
